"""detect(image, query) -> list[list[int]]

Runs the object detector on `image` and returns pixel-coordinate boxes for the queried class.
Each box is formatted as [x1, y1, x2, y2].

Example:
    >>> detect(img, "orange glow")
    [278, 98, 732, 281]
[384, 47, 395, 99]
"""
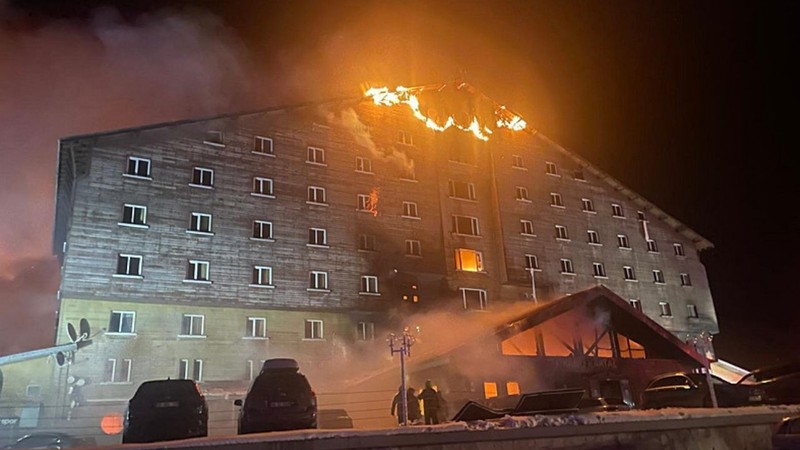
[483, 382, 498, 399]
[507, 381, 521, 396]
[455, 248, 483, 272]
[368, 187, 380, 217]
[100, 413, 124, 435]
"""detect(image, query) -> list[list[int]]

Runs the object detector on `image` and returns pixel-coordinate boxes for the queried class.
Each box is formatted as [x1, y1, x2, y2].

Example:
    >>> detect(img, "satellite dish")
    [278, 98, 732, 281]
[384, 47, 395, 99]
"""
[79, 319, 90, 339]
[56, 352, 66, 366]
[67, 375, 76, 384]
[75, 378, 86, 387]
[67, 323, 78, 343]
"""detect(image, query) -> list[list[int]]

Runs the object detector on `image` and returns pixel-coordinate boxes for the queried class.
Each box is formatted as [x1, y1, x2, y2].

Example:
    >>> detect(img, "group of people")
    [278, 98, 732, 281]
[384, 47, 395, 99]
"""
[390, 380, 446, 425]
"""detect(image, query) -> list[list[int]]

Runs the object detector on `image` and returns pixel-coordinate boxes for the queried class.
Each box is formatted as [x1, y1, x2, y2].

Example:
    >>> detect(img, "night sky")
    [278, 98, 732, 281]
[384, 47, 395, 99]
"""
[0, 0, 796, 368]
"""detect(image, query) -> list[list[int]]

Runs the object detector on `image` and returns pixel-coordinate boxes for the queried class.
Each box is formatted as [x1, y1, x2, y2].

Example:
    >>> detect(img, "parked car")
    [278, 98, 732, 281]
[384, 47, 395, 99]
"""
[2, 432, 96, 449]
[122, 379, 208, 443]
[317, 409, 354, 429]
[773, 414, 800, 450]
[235, 358, 317, 433]
[641, 371, 753, 409]
[738, 362, 800, 405]
[577, 397, 633, 413]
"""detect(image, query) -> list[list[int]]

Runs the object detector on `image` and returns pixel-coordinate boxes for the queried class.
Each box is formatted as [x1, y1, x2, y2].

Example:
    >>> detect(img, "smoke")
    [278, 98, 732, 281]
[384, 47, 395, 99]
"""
[0, 257, 60, 354]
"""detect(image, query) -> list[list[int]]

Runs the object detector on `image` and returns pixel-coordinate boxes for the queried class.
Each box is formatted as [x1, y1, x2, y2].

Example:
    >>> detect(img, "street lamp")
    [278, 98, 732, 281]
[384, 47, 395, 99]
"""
[388, 327, 415, 426]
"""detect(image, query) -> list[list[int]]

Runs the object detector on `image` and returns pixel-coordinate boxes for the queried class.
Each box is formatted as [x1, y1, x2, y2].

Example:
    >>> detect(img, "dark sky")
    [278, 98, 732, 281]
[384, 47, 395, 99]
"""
[0, 0, 796, 367]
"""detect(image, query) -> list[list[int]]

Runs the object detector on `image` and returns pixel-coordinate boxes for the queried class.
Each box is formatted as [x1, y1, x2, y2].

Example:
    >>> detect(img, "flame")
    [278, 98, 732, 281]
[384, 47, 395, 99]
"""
[368, 187, 380, 217]
[364, 85, 525, 141]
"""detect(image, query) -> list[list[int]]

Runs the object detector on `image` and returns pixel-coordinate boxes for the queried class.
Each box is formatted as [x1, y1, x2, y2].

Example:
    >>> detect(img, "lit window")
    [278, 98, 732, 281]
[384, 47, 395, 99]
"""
[524, 254, 539, 270]
[687, 304, 699, 318]
[108, 311, 135, 334]
[623, 266, 636, 281]
[405, 239, 421, 256]
[448, 180, 477, 200]
[252, 177, 274, 196]
[359, 234, 376, 251]
[246, 317, 267, 338]
[659, 302, 672, 317]
[252, 220, 273, 240]
[611, 203, 624, 218]
[402, 201, 419, 218]
[581, 198, 595, 213]
[186, 260, 210, 282]
[461, 288, 487, 311]
[455, 249, 484, 272]
[254, 136, 273, 155]
[507, 382, 521, 396]
[309, 271, 328, 290]
[452, 215, 480, 236]
[629, 299, 642, 311]
[251, 266, 273, 287]
[680, 273, 692, 286]
[653, 270, 665, 284]
[555, 225, 569, 240]
[673, 243, 685, 257]
[484, 382, 498, 399]
[550, 193, 564, 207]
[357, 322, 375, 341]
[189, 212, 212, 233]
[593, 262, 607, 278]
[646, 240, 658, 252]
[307, 146, 326, 165]
[560, 259, 574, 274]
[104, 358, 132, 383]
[308, 228, 328, 246]
[360, 275, 380, 294]
[180, 314, 205, 336]
[116, 254, 142, 277]
[357, 194, 374, 212]
[617, 234, 630, 249]
[512, 155, 525, 169]
[191, 167, 214, 188]
[356, 156, 372, 173]
[545, 161, 559, 176]
[304, 319, 323, 339]
[126, 157, 151, 178]
[587, 230, 601, 245]
[398, 130, 414, 145]
[307, 186, 327, 204]
[515, 186, 530, 201]
[121, 204, 147, 227]
[204, 131, 223, 146]
[520, 220, 535, 236]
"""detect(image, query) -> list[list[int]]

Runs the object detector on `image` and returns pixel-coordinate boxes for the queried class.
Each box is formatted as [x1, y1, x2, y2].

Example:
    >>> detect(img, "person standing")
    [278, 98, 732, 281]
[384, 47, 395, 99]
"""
[390, 386, 405, 425]
[418, 380, 441, 424]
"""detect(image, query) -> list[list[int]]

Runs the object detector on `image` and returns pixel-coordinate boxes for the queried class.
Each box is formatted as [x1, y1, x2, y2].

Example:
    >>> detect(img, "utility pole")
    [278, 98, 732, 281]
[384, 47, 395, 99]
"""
[388, 327, 415, 426]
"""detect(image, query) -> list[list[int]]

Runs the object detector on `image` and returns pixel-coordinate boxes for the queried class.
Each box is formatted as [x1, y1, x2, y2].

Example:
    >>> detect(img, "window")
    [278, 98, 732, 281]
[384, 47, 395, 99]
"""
[179, 359, 189, 379]
[653, 270, 665, 284]
[252, 177, 274, 196]
[550, 193, 564, 207]
[623, 266, 636, 281]
[680, 273, 692, 286]
[659, 302, 672, 317]
[254, 136, 273, 155]
[357, 322, 375, 341]
[524, 254, 539, 270]
[572, 167, 585, 181]
[307, 186, 327, 204]
[560, 259, 574, 274]
[617, 234, 630, 249]
[104, 359, 132, 383]
[611, 203, 624, 218]
[357, 194, 372, 212]
[581, 198, 595, 213]
[398, 130, 414, 145]
[309, 271, 328, 290]
[520, 220, 535, 236]
[360, 275, 380, 294]
[545, 161, 559, 176]
[304, 319, 323, 339]
[189, 212, 212, 233]
[307, 146, 326, 165]
[512, 155, 525, 169]
[186, 260, 210, 282]
[402, 201, 419, 218]
[555, 225, 569, 240]
[116, 254, 142, 277]
[355, 156, 373, 173]
[180, 314, 205, 336]
[405, 239, 421, 256]
[359, 234, 376, 251]
[461, 288, 487, 311]
[587, 230, 601, 245]
[308, 228, 328, 246]
[455, 249, 484, 272]
[646, 240, 658, 252]
[673, 243, 685, 257]
[108, 311, 135, 334]
[687, 304, 699, 318]
[251, 266, 273, 287]
[204, 130, 223, 146]
[121, 204, 147, 226]
[515, 186, 530, 201]
[246, 317, 267, 338]
[448, 180, 477, 200]
[126, 157, 151, 178]
[252, 220, 273, 240]
[593, 262, 607, 278]
[192, 360, 203, 381]
[637, 211, 647, 221]
[449, 146, 476, 165]
[453, 215, 480, 236]
[400, 163, 416, 181]
[191, 167, 214, 188]
[629, 299, 642, 311]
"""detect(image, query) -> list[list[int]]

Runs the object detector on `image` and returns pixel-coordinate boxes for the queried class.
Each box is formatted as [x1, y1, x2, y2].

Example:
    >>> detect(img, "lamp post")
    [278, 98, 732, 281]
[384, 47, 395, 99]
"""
[388, 327, 415, 426]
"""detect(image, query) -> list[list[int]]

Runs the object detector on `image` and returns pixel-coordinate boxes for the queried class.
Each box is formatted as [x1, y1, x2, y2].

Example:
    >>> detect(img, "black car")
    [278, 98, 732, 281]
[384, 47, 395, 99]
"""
[738, 362, 800, 405]
[577, 397, 633, 413]
[235, 358, 317, 433]
[641, 371, 753, 409]
[2, 433, 95, 449]
[122, 379, 208, 443]
[773, 415, 800, 450]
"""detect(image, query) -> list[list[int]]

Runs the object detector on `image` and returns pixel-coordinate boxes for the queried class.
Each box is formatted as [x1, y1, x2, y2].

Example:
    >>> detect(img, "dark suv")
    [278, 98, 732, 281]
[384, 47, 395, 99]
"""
[235, 358, 317, 433]
[641, 372, 752, 409]
[122, 379, 208, 443]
